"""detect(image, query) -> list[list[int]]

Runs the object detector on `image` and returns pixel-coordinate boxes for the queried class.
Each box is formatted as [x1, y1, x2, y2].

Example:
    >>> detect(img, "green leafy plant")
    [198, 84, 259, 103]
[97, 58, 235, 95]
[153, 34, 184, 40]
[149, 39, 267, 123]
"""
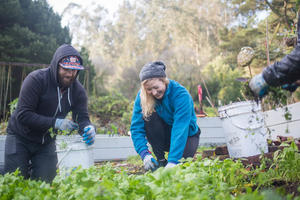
[241, 81, 293, 126]
[1, 143, 299, 199]
[8, 98, 18, 115]
[0, 121, 8, 135]
[88, 93, 133, 135]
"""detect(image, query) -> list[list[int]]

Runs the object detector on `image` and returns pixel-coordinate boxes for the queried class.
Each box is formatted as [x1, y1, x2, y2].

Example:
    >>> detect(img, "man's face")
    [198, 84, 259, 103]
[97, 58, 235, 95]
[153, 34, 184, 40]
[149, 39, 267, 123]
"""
[58, 66, 78, 88]
[144, 78, 166, 99]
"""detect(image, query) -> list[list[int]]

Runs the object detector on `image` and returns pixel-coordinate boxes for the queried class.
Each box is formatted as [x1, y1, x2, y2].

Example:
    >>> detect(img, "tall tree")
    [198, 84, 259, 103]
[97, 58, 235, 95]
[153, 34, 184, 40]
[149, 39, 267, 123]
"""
[0, 0, 71, 119]
[0, 0, 71, 63]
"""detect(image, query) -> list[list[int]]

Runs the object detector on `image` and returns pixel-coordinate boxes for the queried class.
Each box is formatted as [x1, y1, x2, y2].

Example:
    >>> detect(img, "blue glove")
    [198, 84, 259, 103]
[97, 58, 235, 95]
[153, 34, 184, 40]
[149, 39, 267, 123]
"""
[143, 154, 159, 171]
[55, 118, 78, 131]
[249, 73, 269, 98]
[82, 125, 96, 145]
[282, 83, 298, 92]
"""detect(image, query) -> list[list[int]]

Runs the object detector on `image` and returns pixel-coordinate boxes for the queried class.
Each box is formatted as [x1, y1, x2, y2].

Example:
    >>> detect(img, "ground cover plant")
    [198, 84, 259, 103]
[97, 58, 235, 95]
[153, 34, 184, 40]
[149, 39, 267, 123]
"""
[0, 143, 299, 200]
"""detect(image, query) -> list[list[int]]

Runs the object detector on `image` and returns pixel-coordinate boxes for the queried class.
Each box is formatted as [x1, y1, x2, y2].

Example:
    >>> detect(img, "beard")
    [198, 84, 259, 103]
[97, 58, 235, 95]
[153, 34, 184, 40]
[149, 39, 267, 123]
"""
[58, 75, 75, 89]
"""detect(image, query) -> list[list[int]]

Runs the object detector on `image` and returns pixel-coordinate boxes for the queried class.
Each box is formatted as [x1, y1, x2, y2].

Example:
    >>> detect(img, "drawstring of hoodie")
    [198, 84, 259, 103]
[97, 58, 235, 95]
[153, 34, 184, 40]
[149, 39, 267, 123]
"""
[55, 86, 72, 116]
[68, 88, 71, 107]
[57, 87, 62, 112]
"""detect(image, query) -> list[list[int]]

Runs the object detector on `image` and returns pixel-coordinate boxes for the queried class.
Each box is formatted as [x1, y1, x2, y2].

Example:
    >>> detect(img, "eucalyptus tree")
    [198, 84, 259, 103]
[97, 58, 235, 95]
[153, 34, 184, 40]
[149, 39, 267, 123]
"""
[132, 0, 231, 100]
[221, 0, 299, 72]
[63, 0, 234, 102]
[230, 0, 299, 30]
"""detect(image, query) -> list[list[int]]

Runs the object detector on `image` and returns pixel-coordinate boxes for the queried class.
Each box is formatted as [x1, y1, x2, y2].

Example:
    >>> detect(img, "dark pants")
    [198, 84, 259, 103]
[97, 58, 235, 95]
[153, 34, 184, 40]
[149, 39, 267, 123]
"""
[4, 134, 57, 183]
[144, 112, 200, 165]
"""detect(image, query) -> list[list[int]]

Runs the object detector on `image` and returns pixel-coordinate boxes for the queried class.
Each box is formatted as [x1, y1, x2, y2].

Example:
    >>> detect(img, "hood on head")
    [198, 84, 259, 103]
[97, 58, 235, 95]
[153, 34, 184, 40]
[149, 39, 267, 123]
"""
[50, 44, 83, 85]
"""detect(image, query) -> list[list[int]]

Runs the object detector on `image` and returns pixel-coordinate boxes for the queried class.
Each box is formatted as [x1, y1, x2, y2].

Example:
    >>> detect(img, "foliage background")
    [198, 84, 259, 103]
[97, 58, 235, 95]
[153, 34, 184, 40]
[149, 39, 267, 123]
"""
[62, 0, 300, 106]
[1, 0, 300, 132]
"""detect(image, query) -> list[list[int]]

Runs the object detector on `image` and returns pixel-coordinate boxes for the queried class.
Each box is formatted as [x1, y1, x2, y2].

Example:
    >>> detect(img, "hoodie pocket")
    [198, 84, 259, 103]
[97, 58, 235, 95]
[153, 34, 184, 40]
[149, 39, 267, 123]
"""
[5, 135, 17, 155]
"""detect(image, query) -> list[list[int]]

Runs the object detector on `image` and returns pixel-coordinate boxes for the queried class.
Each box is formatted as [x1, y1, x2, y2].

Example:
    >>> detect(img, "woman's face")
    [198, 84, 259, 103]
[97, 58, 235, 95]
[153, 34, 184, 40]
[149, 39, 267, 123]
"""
[144, 78, 166, 99]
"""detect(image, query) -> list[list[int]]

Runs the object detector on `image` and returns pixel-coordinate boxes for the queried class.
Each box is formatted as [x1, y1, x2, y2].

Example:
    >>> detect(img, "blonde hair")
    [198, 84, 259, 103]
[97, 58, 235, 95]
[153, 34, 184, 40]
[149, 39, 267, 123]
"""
[140, 77, 169, 119]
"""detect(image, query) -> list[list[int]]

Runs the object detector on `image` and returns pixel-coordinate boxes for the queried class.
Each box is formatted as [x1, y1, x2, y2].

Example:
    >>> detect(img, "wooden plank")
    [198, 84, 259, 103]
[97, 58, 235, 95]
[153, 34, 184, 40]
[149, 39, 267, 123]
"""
[264, 102, 300, 140]
[93, 137, 134, 148]
[199, 137, 226, 144]
[0, 136, 4, 167]
[198, 117, 226, 146]
[200, 127, 225, 138]
[93, 136, 137, 161]
[197, 117, 223, 128]
[93, 148, 137, 161]
[0, 150, 3, 165]
[264, 102, 300, 126]
[200, 139, 225, 143]
[266, 121, 300, 140]
[0, 125, 227, 164]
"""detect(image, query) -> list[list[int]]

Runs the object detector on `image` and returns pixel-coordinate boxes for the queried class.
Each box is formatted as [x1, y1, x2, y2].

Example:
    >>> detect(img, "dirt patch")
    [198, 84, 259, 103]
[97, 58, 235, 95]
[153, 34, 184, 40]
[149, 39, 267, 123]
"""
[265, 180, 299, 197]
[95, 160, 146, 175]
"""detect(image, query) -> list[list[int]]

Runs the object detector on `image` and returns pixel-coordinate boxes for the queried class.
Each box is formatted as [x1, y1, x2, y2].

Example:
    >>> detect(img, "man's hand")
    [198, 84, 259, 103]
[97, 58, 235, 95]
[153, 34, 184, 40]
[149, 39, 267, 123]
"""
[165, 162, 177, 169]
[55, 118, 78, 132]
[82, 125, 96, 145]
[249, 73, 269, 98]
[143, 154, 158, 171]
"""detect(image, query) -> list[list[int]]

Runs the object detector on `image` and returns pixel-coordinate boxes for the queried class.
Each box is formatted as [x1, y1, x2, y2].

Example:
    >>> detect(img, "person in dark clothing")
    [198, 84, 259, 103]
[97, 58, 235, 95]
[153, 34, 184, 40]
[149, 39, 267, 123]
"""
[4, 44, 96, 183]
[130, 61, 200, 171]
[249, 14, 300, 97]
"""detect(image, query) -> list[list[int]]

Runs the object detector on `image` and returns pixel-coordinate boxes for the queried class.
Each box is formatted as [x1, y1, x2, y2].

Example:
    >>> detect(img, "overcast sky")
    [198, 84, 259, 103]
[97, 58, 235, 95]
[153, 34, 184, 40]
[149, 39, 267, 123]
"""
[47, 0, 121, 15]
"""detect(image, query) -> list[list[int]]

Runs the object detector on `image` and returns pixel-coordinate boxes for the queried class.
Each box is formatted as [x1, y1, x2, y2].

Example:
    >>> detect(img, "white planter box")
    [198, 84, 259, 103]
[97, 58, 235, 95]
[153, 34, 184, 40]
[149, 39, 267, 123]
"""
[1, 103, 298, 171]
[92, 135, 137, 161]
[0, 119, 225, 170]
[198, 117, 226, 146]
[0, 136, 4, 174]
[0, 135, 137, 172]
[264, 102, 300, 140]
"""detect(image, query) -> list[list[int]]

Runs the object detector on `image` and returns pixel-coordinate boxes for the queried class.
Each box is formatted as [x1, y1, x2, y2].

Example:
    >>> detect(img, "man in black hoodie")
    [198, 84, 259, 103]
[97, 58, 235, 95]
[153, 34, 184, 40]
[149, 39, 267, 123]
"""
[4, 44, 96, 183]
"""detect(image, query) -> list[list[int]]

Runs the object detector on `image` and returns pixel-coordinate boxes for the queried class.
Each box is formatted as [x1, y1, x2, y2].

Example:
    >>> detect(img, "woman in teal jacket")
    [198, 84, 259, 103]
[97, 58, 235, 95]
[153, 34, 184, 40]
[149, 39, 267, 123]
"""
[130, 61, 200, 170]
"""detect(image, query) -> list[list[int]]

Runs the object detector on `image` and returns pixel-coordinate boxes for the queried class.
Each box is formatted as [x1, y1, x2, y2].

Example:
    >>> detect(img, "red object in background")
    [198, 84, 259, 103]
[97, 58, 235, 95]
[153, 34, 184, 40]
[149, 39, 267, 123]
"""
[196, 85, 206, 117]
[198, 85, 202, 106]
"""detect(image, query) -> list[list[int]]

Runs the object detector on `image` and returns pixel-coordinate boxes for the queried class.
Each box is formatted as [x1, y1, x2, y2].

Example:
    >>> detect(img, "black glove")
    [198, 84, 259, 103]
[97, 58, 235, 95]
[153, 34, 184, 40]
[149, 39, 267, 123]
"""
[158, 159, 168, 167]
[282, 83, 298, 92]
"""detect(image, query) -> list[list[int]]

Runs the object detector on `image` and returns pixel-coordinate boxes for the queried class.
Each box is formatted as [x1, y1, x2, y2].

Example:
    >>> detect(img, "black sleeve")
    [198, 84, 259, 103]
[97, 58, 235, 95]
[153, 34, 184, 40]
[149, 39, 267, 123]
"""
[72, 84, 91, 135]
[16, 73, 55, 130]
[263, 13, 300, 86]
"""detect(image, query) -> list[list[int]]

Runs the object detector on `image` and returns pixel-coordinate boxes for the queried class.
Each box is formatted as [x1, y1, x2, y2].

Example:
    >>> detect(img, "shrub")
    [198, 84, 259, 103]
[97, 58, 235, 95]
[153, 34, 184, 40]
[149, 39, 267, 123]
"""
[88, 92, 133, 135]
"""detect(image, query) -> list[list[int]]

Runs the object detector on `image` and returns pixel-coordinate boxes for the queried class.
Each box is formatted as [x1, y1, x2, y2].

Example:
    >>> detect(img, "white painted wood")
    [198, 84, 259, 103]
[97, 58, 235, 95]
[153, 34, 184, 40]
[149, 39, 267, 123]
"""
[0, 102, 299, 167]
[198, 117, 226, 146]
[264, 102, 300, 140]
[92, 136, 137, 161]
[197, 117, 223, 127]
[93, 148, 137, 161]
[94, 136, 135, 148]
[0, 118, 226, 168]
[0, 136, 5, 174]
[199, 128, 225, 138]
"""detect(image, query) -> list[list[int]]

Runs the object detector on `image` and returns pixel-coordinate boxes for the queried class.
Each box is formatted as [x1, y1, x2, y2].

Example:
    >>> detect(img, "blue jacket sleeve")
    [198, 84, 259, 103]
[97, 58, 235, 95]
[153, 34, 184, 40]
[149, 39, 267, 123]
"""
[168, 88, 193, 164]
[130, 92, 149, 157]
